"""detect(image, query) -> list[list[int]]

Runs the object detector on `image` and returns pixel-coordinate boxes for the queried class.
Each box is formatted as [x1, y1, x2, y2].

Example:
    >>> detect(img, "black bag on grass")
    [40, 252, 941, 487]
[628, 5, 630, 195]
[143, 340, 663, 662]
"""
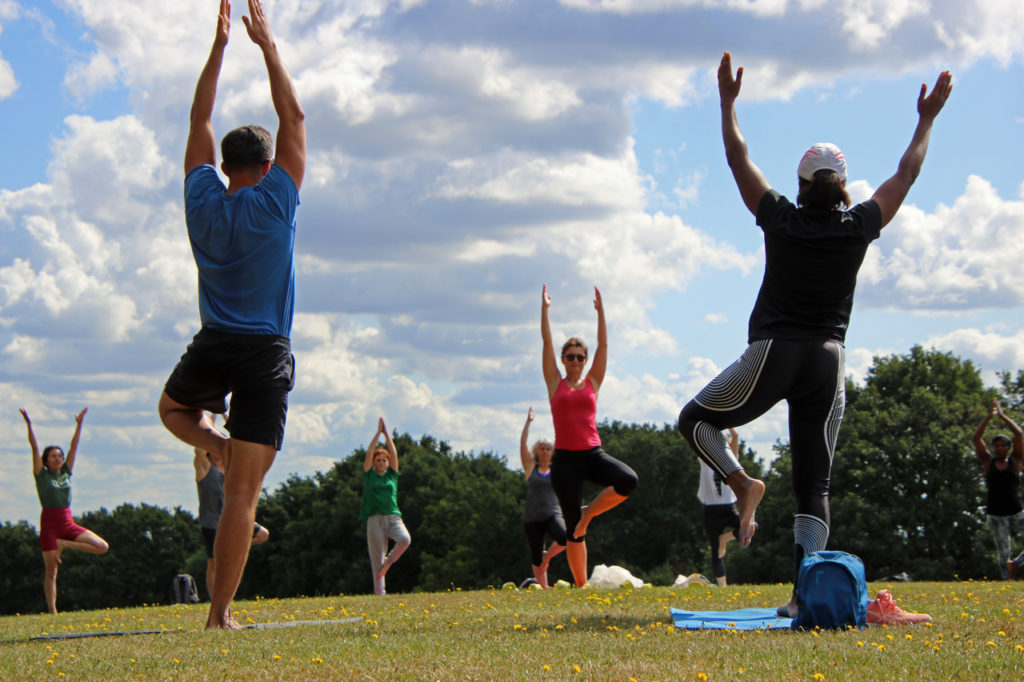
[170, 573, 200, 604]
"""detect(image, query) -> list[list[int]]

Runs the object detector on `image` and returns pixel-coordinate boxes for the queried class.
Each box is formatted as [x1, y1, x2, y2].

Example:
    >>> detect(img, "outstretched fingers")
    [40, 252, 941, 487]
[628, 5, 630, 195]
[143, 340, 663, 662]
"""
[242, 0, 272, 47]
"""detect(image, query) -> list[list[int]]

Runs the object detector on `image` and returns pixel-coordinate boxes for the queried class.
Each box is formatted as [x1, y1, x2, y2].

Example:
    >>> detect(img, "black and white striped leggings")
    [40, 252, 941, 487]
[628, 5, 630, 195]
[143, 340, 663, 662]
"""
[678, 338, 845, 585]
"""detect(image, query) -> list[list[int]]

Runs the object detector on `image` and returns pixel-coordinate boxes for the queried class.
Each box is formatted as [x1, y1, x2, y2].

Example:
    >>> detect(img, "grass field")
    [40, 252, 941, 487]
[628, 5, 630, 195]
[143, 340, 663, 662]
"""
[0, 580, 1021, 680]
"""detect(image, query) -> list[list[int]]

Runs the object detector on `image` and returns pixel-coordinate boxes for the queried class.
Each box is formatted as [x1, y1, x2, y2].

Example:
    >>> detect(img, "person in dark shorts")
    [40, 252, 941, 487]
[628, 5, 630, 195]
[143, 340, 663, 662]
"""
[195, 414, 269, 602]
[973, 398, 1024, 579]
[677, 52, 952, 617]
[157, 0, 305, 629]
[698, 428, 741, 586]
[20, 407, 109, 614]
[519, 407, 566, 588]
[541, 285, 638, 587]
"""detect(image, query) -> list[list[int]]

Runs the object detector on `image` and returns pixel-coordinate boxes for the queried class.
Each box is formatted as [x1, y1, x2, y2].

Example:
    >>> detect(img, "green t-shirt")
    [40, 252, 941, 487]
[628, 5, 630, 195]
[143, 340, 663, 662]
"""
[359, 468, 401, 520]
[35, 465, 72, 509]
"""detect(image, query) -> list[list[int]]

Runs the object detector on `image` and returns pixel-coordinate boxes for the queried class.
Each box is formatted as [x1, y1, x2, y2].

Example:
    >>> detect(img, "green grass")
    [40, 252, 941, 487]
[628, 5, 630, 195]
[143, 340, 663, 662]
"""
[1, 581, 1021, 680]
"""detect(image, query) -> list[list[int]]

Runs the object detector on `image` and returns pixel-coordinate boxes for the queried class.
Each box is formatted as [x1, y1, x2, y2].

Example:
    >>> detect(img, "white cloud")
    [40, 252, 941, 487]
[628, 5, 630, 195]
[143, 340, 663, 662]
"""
[924, 328, 1024, 373]
[858, 175, 1024, 310]
[63, 51, 118, 100]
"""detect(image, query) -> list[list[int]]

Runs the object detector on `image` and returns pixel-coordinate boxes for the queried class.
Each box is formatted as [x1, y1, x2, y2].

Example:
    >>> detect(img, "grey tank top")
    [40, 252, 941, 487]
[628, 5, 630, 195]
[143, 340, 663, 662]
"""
[523, 467, 562, 522]
[197, 464, 224, 529]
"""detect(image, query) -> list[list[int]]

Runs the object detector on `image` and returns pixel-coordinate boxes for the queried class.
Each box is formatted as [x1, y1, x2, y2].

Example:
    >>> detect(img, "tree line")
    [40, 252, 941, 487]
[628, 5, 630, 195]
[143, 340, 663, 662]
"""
[1, 347, 1020, 614]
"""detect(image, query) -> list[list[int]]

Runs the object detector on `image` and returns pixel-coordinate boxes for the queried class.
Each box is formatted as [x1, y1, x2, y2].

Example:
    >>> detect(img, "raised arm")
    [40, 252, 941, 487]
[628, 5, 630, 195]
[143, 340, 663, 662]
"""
[20, 409, 42, 476]
[541, 285, 561, 399]
[718, 52, 771, 216]
[871, 71, 953, 227]
[726, 428, 740, 457]
[243, 0, 306, 189]
[364, 418, 384, 472]
[520, 407, 536, 479]
[184, 0, 230, 174]
[994, 401, 1024, 473]
[586, 287, 608, 393]
[380, 417, 399, 472]
[973, 399, 994, 468]
[64, 408, 87, 473]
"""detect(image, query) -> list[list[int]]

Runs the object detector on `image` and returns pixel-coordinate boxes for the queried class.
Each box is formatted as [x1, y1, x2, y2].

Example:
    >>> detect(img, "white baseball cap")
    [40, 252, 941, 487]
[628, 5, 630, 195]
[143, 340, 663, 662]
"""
[798, 143, 847, 183]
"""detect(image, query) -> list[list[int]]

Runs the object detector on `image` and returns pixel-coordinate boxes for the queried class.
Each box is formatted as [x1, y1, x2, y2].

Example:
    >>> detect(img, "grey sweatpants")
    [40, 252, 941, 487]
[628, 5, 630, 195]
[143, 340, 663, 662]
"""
[367, 513, 411, 595]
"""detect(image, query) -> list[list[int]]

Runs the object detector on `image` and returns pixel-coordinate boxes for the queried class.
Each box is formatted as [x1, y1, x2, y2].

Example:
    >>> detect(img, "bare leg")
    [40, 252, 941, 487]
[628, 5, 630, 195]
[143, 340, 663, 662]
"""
[63, 529, 109, 555]
[566, 540, 588, 587]
[574, 486, 628, 539]
[42, 551, 60, 614]
[724, 471, 764, 547]
[205, 557, 216, 602]
[535, 542, 566, 589]
[159, 392, 229, 464]
[716, 532, 733, 587]
[206, 438, 276, 629]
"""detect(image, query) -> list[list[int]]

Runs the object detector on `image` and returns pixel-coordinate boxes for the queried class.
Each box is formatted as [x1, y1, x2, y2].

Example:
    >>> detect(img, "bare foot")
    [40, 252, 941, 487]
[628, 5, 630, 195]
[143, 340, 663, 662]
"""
[55, 539, 65, 564]
[376, 561, 391, 580]
[730, 476, 764, 547]
[776, 596, 798, 618]
[574, 505, 591, 539]
[206, 606, 242, 630]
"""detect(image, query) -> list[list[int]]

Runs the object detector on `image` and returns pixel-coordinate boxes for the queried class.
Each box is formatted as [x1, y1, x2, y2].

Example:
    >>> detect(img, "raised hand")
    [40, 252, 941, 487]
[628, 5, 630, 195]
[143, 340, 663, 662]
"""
[593, 286, 603, 313]
[19, 408, 31, 426]
[526, 407, 535, 424]
[242, 0, 274, 49]
[718, 51, 743, 104]
[75, 407, 88, 424]
[542, 284, 551, 309]
[917, 70, 953, 122]
[214, 0, 230, 48]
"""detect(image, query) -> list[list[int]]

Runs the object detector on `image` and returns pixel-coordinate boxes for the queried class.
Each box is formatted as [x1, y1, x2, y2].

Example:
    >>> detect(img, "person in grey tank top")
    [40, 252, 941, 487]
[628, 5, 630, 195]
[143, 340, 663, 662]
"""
[520, 407, 566, 588]
[194, 413, 269, 603]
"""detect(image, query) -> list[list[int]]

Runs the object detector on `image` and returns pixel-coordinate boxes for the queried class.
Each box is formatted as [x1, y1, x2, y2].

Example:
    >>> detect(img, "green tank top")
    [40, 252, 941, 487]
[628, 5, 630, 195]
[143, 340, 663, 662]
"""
[359, 468, 401, 520]
[36, 465, 72, 509]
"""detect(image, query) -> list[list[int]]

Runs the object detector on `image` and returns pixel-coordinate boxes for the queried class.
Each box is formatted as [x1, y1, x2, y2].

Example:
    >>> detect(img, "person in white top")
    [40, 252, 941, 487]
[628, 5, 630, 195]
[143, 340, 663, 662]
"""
[697, 428, 741, 586]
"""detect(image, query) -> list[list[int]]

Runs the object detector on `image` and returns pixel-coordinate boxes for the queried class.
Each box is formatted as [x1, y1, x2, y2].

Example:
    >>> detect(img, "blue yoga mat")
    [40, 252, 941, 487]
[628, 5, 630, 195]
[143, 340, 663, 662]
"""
[671, 607, 793, 630]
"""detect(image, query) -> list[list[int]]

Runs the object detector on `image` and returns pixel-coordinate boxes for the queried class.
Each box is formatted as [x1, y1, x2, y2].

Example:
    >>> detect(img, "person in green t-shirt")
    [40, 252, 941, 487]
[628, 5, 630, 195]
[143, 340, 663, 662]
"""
[359, 417, 411, 595]
[21, 407, 109, 614]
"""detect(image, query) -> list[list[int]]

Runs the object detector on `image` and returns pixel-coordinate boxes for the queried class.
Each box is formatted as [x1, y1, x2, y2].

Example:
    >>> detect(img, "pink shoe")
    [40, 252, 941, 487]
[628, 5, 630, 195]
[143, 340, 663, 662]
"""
[866, 589, 932, 625]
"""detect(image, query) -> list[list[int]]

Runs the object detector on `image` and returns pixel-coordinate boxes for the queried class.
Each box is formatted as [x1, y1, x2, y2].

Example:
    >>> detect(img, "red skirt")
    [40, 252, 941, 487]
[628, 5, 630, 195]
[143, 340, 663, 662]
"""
[39, 507, 87, 552]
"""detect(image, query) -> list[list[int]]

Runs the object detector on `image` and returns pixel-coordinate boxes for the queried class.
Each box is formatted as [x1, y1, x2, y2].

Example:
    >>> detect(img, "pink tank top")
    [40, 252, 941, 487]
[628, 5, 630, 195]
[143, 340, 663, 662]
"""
[550, 379, 601, 450]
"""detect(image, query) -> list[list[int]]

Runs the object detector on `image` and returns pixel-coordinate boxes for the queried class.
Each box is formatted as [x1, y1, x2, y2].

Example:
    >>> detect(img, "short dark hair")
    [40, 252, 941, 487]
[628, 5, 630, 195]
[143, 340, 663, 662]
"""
[561, 337, 588, 357]
[221, 125, 273, 174]
[992, 434, 1012, 445]
[797, 169, 850, 211]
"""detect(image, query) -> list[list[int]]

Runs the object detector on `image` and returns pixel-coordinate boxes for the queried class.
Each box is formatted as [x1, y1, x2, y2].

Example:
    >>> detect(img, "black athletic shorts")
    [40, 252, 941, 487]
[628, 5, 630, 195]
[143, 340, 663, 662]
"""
[164, 327, 295, 449]
[201, 524, 264, 558]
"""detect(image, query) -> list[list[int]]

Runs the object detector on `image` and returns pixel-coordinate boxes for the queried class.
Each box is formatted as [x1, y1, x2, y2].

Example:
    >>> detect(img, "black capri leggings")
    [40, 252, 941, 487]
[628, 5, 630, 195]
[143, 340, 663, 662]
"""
[678, 338, 844, 583]
[550, 446, 638, 543]
[704, 503, 740, 579]
[523, 515, 567, 566]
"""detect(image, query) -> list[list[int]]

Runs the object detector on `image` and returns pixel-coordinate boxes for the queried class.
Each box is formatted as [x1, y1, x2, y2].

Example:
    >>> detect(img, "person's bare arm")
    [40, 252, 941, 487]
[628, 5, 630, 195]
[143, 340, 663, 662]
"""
[726, 428, 740, 457]
[184, 0, 230, 174]
[871, 71, 953, 227]
[64, 408, 87, 473]
[718, 52, 771, 216]
[586, 287, 608, 394]
[973, 399, 994, 470]
[541, 285, 561, 399]
[381, 417, 399, 472]
[520, 408, 535, 479]
[242, 0, 305, 189]
[20, 409, 42, 476]
[995, 401, 1024, 473]
[364, 419, 383, 473]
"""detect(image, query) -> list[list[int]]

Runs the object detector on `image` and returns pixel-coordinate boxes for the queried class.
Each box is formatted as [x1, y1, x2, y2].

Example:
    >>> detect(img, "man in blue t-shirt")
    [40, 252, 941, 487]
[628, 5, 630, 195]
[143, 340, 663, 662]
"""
[158, 0, 305, 630]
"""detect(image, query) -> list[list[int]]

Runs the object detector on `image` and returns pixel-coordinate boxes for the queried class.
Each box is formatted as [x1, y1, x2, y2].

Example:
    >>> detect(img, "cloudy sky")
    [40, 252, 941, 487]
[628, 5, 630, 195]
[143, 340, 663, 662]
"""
[1, 0, 1022, 525]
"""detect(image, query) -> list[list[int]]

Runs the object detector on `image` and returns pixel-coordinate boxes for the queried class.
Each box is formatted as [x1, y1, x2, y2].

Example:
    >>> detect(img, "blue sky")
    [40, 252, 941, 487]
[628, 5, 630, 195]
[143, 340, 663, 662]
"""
[1, 0, 1022, 526]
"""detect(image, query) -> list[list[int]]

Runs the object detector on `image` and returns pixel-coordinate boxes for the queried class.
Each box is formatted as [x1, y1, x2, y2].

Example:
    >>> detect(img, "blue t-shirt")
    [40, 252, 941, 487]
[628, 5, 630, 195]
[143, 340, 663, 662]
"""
[184, 164, 299, 336]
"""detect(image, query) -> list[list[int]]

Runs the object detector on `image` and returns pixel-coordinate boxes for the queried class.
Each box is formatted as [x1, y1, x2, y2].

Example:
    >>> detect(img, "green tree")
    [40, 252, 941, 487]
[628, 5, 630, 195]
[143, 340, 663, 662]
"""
[0, 521, 46, 615]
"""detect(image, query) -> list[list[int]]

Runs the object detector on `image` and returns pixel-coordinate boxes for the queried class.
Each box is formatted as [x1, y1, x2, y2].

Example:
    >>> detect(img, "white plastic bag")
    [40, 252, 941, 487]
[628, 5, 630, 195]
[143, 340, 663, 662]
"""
[589, 564, 644, 589]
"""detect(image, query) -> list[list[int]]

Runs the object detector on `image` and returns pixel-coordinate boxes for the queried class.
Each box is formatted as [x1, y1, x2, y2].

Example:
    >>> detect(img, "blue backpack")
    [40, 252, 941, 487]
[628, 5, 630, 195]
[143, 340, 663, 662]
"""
[792, 551, 868, 630]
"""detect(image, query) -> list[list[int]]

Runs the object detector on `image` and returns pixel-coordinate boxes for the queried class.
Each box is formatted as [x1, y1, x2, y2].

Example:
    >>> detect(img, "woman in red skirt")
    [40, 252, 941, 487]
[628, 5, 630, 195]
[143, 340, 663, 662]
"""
[20, 407, 109, 614]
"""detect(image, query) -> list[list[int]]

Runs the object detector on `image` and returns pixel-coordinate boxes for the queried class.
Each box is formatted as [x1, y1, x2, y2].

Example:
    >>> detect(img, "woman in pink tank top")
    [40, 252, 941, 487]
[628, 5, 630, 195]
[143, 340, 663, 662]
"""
[541, 285, 638, 587]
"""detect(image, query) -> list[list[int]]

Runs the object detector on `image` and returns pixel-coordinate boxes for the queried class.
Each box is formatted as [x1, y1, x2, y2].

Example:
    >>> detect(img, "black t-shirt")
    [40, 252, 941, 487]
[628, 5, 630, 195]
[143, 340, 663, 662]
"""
[986, 463, 1023, 516]
[748, 190, 883, 343]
